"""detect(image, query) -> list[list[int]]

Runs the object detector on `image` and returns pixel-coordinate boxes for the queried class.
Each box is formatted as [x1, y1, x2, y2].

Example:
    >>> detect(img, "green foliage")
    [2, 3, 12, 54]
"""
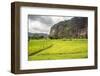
[28, 39, 88, 60]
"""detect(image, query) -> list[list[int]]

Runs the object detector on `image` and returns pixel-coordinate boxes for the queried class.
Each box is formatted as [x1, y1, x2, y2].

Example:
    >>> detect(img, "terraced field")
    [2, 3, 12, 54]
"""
[28, 39, 88, 61]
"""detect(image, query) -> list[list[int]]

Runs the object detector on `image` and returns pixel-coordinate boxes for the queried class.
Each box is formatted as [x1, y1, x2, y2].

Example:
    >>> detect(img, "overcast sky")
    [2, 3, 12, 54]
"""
[28, 15, 73, 34]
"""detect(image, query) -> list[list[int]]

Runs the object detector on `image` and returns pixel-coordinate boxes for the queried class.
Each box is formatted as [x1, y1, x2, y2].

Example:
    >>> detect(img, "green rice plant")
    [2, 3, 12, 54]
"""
[28, 39, 88, 60]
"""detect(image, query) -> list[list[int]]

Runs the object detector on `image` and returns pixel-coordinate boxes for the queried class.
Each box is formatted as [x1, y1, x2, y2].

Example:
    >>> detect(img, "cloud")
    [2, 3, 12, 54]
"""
[32, 27, 49, 33]
[28, 20, 50, 34]
[28, 15, 53, 26]
[28, 15, 73, 34]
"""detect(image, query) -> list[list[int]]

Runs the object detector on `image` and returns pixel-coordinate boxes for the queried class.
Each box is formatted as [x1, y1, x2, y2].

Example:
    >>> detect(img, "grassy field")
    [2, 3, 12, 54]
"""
[28, 39, 88, 61]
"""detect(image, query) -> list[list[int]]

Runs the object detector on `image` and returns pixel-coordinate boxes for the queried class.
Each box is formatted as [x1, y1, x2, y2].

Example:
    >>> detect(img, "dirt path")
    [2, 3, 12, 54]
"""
[28, 44, 53, 56]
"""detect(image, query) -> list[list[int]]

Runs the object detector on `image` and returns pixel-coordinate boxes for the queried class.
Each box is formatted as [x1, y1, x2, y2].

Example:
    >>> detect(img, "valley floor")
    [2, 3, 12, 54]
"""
[28, 39, 88, 61]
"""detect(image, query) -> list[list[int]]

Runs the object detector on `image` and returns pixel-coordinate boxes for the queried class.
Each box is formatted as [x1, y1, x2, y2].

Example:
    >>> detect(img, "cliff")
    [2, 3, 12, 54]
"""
[49, 17, 88, 39]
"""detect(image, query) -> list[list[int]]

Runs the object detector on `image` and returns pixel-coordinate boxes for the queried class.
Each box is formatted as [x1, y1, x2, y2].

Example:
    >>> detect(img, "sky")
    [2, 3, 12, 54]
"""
[28, 15, 73, 34]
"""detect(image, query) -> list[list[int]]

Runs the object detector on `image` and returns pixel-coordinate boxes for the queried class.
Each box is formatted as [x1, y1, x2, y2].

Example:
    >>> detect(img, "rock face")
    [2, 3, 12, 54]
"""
[49, 17, 88, 39]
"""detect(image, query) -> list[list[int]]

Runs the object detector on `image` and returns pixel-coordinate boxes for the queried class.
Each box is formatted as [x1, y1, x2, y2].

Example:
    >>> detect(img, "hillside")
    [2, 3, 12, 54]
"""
[49, 17, 88, 39]
[28, 32, 48, 39]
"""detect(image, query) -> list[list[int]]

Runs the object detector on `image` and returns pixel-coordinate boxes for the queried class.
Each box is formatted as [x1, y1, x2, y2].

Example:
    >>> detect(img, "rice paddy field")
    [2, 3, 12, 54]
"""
[28, 39, 88, 61]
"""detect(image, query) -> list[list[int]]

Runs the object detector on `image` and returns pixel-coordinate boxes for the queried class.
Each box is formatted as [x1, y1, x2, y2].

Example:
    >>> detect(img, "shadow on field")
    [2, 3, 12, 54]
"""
[28, 44, 53, 56]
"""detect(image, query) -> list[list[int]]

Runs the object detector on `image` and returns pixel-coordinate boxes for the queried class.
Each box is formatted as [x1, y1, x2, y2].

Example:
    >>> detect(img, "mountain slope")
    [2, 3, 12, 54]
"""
[49, 17, 88, 38]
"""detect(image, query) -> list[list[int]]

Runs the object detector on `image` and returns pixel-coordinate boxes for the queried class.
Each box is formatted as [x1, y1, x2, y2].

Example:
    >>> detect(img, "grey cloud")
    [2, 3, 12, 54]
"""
[28, 15, 53, 26]
[28, 15, 74, 34]
[32, 27, 49, 33]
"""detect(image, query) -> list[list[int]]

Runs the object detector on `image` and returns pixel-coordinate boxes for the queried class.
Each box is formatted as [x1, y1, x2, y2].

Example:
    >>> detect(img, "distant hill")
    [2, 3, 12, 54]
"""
[28, 32, 34, 37]
[49, 17, 88, 39]
[28, 32, 48, 39]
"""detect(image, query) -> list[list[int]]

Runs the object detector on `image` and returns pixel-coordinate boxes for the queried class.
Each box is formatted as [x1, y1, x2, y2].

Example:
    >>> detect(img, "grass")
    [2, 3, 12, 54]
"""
[28, 39, 88, 61]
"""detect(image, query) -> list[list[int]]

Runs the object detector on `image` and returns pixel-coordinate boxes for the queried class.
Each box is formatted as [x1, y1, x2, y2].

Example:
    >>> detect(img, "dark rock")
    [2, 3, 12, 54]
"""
[49, 17, 88, 39]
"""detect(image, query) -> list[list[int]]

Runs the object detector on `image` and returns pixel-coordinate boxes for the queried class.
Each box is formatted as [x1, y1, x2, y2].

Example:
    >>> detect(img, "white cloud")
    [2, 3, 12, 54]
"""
[28, 15, 73, 34]
[29, 20, 49, 33]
